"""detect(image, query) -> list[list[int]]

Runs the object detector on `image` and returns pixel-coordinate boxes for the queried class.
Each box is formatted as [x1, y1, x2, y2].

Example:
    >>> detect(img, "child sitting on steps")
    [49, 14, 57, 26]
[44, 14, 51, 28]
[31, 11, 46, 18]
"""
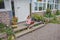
[26, 15, 34, 29]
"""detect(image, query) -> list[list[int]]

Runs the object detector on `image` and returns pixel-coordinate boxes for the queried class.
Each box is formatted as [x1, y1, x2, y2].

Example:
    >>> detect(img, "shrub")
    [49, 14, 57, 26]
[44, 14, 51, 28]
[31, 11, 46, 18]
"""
[45, 9, 54, 18]
[32, 14, 44, 22]
[0, 23, 6, 33]
[5, 27, 15, 40]
[55, 10, 60, 15]
[46, 8, 51, 14]
[0, 23, 15, 40]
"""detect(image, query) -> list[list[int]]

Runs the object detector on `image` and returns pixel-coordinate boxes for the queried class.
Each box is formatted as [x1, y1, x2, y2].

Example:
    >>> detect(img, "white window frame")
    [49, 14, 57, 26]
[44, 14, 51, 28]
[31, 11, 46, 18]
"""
[0, 0, 11, 11]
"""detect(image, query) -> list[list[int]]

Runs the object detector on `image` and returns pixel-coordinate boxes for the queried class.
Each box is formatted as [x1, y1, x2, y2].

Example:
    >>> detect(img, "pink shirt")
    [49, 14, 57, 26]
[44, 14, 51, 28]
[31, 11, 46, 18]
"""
[26, 18, 31, 24]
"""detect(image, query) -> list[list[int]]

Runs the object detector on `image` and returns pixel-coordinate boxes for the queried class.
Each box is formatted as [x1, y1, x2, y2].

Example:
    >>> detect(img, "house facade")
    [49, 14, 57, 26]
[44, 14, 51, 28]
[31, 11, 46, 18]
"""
[0, 0, 60, 25]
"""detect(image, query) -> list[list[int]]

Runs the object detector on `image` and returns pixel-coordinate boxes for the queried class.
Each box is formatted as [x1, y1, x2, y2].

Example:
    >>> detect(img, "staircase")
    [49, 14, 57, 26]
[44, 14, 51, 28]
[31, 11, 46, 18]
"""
[12, 22, 45, 38]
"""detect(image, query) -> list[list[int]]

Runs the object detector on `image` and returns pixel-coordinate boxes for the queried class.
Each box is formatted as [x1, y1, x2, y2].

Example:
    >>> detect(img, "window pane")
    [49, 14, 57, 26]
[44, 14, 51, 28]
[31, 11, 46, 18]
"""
[39, 3, 42, 11]
[35, 3, 38, 11]
[47, 3, 50, 8]
[50, 4, 54, 10]
[48, 0, 54, 3]
[55, 4, 58, 9]
[0, 0, 5, 9]
[55, 0, 58, 3]
[43, 3, 46, 10]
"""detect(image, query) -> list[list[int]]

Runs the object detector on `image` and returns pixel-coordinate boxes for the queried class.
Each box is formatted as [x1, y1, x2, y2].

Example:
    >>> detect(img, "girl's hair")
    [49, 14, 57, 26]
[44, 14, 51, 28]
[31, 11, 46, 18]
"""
[27, 15, 30, 19]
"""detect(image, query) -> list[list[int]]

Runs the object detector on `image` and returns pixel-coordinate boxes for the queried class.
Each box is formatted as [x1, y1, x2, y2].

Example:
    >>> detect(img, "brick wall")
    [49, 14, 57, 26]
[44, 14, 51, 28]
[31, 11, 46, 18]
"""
[0, 11, 12, 25]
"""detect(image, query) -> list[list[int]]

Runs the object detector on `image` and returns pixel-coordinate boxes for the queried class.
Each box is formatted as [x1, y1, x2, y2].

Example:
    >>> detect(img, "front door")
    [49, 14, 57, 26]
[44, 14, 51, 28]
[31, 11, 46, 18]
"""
[14, 0, 30, 22]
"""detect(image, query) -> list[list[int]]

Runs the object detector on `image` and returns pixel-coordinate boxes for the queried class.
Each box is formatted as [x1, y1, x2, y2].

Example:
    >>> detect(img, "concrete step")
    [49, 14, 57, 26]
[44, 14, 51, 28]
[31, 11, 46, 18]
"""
[13, 22, 43, 32]
[15, 24, 45, 38]
[13, 26, 27, 32]
[0, 33, 7, 38]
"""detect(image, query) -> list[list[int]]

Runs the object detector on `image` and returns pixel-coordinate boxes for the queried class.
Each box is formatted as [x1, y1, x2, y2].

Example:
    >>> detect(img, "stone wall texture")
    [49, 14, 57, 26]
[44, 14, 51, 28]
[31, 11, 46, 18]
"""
[32, 10, 57, 16]
[0, 11, 12, 25]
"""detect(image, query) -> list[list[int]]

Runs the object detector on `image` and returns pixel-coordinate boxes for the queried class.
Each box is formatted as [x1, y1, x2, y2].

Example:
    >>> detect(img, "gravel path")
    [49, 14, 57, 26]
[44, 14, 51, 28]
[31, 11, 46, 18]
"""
[16, 23, 60, 40]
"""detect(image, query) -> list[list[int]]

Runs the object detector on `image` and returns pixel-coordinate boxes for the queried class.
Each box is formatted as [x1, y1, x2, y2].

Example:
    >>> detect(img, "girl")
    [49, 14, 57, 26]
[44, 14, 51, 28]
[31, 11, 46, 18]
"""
[26, 15, 34, 29]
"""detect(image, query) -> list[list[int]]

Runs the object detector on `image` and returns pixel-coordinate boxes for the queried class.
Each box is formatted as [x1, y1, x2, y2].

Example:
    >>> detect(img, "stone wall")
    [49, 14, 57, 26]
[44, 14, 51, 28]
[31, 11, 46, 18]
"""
[32, 10, 57, 16]
[0, 11, 12, 25]
[32, 11, 45, 16]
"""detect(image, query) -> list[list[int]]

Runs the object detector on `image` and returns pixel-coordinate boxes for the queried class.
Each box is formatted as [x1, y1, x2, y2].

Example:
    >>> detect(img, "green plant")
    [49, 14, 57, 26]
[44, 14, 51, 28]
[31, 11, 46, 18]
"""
[55, 10, 60, 15]
[32, 14, 44, 22]
[0, 23, 6, 33]
[45, 9, 54, 18]
[46, 8, 51, 14]
[0, 38, 2, 40]
[0, 23, 15, 40]
[5, 27, 15, 40]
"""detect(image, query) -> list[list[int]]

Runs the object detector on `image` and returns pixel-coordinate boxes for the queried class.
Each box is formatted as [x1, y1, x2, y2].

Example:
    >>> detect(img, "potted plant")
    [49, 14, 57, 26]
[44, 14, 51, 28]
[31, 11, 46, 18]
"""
[12, 16, 18, 28]
[5, 26, 15, 40]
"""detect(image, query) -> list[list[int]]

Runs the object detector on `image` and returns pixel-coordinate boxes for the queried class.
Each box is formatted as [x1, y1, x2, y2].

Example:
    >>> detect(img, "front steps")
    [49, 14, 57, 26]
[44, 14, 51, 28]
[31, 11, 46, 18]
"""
[12, 22, 45, 38]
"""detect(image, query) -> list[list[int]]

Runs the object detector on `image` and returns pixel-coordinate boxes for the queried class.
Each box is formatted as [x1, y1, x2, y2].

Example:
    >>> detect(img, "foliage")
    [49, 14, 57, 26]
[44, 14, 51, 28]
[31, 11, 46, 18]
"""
[32, 14, 44, 22]
[5, 26, 15, 40]
[55, 10, 60, 15]
[46, 8, 51, 14]
[0, 23, 15, 40]
[0, 23, 6, 33]
[0, 38, 2, 40]
[5, 27, 14, 36]
[45, 9, 54, 18]
[0, 0, 3, 2]
[7, 35, 15, 40]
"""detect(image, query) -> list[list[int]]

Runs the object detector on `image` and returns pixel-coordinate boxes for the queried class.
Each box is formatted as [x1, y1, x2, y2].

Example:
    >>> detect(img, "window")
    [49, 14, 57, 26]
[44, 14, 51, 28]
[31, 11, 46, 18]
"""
[0, 0, 5, 9]
[34, 2, 46, 11]
[35, 3, 38, 11]
[43, 3, 46, 10]
[48, 0, 54, 4]
[47, 0, 55, 10]
[55, 0, 58, 3]
[39, 3, 42, 11]
[55, 4, 58, 9]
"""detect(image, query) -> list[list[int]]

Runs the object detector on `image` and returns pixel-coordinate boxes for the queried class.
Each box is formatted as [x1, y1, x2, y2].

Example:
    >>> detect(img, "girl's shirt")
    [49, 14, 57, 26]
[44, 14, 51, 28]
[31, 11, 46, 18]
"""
[26, 18, 31, 24]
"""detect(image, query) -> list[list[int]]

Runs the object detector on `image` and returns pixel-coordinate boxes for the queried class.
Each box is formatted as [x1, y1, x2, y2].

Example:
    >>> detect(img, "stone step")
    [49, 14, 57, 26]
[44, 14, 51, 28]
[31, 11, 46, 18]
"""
[15, 24, 45, 38]
[13, 22, 42, 32]
[0, 33, 7, 39]
[13, 26, 27, 32]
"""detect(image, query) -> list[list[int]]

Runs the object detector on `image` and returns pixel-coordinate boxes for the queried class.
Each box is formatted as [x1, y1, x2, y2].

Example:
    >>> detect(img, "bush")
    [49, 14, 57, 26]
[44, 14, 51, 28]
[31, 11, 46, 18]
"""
[46, 8, 51, 14]
[0, 23, 6, 33]
[45, 9, 54, 18]
[0, 23, 15, 40]
[55, 10, 60, 15]
[32, 14, 44, 22]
